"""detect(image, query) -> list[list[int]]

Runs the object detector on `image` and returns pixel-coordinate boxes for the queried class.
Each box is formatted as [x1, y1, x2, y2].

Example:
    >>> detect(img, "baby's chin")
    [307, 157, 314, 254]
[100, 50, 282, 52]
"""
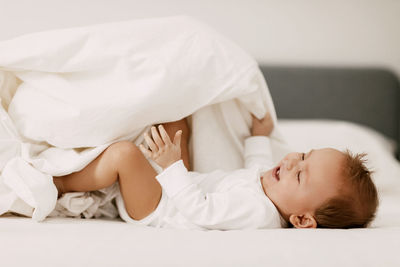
[261, 168, 274, 192]
[262, 168, 272, 179]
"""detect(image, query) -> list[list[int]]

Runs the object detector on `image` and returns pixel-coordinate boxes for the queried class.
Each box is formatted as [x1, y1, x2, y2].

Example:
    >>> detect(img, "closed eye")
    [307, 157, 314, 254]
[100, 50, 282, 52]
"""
[297, 153, 305, 183]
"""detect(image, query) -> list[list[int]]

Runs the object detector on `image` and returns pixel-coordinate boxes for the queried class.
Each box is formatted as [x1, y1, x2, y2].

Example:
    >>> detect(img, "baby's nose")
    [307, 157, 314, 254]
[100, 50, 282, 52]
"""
[286, 160, 293, 170]
[285, 158, 298, 170]
[282, 160, 291, 170]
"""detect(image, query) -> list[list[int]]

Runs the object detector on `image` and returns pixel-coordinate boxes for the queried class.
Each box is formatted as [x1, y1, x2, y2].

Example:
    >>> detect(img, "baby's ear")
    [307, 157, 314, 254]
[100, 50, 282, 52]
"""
[289, 213, 317, 229]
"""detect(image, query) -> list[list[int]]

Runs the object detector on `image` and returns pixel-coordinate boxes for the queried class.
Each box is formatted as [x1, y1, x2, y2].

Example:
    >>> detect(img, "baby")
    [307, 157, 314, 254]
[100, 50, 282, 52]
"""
[53, 114, 379, 230]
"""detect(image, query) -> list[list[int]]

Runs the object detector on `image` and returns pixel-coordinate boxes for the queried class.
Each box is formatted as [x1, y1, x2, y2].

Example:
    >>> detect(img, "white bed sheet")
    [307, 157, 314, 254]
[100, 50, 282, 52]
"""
[1, 119, 400, 267]
[1, 215, 399, 267]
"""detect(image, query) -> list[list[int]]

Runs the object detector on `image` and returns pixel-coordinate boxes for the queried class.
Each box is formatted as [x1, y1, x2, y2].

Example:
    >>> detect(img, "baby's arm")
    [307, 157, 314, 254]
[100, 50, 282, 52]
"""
[244, 113, 274, 169]
[156, 160, 268, 230]
[139, 126, 267, 230]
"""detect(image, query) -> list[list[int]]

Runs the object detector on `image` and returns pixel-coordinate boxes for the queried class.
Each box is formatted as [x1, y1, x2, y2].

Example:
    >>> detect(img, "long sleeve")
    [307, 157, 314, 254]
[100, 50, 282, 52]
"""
[244, 136, 274, 170]
[155, 160, 270, 230]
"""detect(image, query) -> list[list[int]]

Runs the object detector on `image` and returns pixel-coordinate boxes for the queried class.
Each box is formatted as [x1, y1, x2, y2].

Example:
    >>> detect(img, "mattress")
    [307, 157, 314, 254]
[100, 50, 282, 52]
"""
[0, 216, 399, 267]
[1, 119, 399, 267]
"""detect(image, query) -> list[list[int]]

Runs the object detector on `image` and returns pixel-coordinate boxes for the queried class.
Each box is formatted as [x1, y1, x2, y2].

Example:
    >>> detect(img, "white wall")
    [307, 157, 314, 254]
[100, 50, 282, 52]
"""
[1, 0, 399, 77]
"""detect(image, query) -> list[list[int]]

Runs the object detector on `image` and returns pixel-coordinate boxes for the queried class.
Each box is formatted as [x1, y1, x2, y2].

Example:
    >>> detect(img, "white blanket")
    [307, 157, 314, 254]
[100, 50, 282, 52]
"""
[0, 16, 287, 221]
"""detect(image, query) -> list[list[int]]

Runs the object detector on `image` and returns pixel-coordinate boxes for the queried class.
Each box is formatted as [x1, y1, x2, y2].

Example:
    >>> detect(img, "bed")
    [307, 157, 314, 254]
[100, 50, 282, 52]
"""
[1, 64, 399, 267]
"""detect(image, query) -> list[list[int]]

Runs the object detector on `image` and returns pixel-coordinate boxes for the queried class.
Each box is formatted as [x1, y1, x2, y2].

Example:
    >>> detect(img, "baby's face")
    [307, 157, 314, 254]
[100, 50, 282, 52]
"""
[261, 148, 345, 221]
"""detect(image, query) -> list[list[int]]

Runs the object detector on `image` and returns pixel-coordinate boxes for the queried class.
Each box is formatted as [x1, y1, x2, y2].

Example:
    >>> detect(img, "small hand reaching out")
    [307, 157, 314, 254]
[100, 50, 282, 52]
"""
[251, 112, 274, 137]
[139, 125, 182, 169]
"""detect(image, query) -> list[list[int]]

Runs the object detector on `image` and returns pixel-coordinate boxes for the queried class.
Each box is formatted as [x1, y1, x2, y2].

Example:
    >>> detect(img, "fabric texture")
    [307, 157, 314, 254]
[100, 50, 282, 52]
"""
[0, 16, 289, 221]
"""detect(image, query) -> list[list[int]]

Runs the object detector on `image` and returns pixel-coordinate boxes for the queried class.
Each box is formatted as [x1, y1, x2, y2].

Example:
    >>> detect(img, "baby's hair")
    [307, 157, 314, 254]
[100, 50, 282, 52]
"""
[313, 150, 379, 228]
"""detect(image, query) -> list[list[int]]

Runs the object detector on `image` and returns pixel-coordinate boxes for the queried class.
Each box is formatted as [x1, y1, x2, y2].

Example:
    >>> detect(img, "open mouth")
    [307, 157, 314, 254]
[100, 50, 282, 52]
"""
[273, 166, 280, 181]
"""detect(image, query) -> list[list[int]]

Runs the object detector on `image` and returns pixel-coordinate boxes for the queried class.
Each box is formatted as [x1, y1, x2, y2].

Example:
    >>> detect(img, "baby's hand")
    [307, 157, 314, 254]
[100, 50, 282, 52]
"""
[139, 125, 182, 169]
[251, 112, 274, 136]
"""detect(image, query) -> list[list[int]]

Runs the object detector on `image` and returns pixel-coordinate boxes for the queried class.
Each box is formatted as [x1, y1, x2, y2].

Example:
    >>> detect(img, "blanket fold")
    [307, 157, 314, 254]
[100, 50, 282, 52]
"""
[0, 16, 288, 221]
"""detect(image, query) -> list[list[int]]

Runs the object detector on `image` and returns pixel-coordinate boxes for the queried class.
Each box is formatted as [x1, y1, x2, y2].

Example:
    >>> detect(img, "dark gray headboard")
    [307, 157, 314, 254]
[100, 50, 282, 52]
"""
[259, 65, 400, 159]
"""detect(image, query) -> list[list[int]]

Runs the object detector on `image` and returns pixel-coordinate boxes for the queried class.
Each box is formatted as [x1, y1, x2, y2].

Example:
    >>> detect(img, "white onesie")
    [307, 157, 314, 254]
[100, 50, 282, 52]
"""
[115, 136, 286, 230]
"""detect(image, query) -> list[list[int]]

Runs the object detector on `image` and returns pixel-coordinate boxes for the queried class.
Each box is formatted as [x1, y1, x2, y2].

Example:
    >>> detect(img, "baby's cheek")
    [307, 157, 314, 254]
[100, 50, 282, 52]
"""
[278, 182, 296, 197]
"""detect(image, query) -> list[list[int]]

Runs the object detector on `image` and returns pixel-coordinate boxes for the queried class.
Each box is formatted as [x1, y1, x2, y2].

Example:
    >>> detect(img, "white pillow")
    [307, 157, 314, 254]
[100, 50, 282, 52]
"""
[278, 119, 396, 156]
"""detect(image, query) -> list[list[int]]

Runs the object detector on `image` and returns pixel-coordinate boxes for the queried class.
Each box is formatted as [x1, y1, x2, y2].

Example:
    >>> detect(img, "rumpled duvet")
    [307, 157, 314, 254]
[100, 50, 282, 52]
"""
[0, 16, 288, 222]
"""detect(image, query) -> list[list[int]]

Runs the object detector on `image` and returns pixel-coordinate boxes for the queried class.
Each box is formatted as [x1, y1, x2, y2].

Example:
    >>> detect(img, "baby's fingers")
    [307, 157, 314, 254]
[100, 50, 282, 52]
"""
[158, 125, 172, 145]
[251, 113, 262, 122]
[173, 130, 182, 147]
[151, 126, 164, 148]
[263, 112, 272, 121]
[144, 132, 158, 152]
[139, 144, 152, 158]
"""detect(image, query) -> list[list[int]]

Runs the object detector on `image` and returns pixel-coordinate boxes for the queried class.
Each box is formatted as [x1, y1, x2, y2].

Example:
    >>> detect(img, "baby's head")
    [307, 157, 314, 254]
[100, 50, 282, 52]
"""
[261, 148, 379, 228]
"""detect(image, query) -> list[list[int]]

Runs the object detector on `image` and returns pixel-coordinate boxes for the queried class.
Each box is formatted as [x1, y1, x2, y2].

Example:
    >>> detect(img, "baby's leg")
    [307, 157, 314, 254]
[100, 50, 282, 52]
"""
[53, 141, 162, 220]
[53, 118, 191, 219]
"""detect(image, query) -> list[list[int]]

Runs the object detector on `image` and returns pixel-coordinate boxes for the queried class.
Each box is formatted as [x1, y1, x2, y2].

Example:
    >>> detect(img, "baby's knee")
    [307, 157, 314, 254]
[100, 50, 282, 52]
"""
[106, 141, 142, 164]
